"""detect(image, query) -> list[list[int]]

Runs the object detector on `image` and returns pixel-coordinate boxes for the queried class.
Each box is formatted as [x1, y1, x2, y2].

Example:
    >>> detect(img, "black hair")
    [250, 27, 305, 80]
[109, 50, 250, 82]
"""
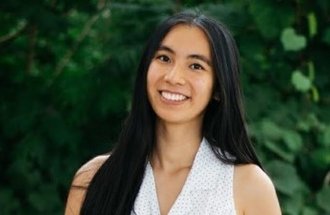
[80, 10, 261, 215]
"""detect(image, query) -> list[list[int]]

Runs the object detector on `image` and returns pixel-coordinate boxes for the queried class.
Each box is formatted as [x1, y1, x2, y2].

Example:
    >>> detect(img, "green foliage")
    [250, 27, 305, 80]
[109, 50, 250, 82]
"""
[249, 0, 295, 39]
[316, 186, 330, 212]
[291, 70, 312, 92]
[0, 0, 329, 214]
[281, 28, 307, 51]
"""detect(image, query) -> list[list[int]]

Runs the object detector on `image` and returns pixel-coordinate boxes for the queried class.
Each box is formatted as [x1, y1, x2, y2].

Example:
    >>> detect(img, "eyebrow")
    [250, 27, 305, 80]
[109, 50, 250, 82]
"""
[157, 45, 212, 66]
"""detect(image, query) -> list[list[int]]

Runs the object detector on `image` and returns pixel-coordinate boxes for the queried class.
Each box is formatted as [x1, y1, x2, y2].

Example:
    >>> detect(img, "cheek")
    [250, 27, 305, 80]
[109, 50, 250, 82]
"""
[147, 64, 158, 92]
[148, 61, 164, 82]
[194, 77, 214, 98]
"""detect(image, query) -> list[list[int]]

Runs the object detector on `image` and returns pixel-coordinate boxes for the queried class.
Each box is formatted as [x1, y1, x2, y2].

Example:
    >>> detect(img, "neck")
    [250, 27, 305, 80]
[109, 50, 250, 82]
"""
[151, 119, 203, 172]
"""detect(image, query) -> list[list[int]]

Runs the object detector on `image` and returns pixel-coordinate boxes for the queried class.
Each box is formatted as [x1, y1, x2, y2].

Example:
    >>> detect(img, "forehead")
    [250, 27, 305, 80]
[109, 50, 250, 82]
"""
[160, 24, 211, 58]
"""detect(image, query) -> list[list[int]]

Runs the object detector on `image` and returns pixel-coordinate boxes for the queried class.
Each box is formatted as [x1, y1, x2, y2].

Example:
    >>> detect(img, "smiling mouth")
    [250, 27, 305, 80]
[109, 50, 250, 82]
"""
[160, 91, 189, 102]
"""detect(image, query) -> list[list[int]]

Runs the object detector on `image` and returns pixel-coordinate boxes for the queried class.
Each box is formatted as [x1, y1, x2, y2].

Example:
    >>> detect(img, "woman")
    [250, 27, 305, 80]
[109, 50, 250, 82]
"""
[65, 11, 281, 215]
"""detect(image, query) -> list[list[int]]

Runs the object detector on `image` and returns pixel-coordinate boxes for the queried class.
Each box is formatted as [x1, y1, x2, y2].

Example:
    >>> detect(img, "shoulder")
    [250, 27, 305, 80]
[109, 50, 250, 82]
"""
[65, 154, 110, 215]
[233, 164, 282, 215]
[73, 154, 110, 186]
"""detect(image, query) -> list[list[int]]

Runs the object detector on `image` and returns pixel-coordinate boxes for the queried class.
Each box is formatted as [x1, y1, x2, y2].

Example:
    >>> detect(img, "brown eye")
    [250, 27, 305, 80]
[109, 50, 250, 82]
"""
[190, 63, 205, 71]
[156, 55, 171, 63]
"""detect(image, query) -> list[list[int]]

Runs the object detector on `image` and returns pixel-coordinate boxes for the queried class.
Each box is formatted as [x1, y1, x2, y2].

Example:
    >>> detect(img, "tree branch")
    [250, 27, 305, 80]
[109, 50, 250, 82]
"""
[53, 0, 110, 78]
[0, 21, 27, 44]
[26, 25, 37, 75]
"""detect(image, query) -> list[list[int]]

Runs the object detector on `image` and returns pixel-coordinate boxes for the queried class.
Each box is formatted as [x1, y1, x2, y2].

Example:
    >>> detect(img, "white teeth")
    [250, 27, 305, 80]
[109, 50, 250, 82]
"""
[161, 91, 187, 101]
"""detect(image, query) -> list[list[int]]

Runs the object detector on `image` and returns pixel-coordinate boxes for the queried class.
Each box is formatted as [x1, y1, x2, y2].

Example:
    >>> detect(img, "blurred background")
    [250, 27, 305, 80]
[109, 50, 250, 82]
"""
[1, 0, 330, 214]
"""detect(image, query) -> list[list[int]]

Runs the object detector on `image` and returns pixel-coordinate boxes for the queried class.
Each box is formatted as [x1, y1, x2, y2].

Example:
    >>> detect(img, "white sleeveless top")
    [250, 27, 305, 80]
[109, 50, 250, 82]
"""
[131, 138, 236, 215]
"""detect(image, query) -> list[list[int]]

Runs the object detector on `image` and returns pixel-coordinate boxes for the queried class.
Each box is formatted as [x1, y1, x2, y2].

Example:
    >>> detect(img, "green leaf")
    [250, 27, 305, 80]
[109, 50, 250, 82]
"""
[297, 121, 311, 132]
[281, 194, 305, 215]
[308, 61, 315, 81]
[307, 12, 317, 38]
[266, 160, 306, 196]
[321, 126, 330, 147]
[302, 206, 319, 215]
[260, 120, 283, 140]
[311, 149, 330, 170]
[316, 186, 330, 212]
[282, 130, 303, 153]
[281, 28, 307, 51]
[264, 140, 294, 162]
[311, 86, 320, 102]
[291, 70, 311, 92]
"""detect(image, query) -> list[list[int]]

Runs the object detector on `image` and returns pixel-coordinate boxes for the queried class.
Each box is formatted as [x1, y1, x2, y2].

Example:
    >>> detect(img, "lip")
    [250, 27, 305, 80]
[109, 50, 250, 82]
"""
[158, 90, 190, 104]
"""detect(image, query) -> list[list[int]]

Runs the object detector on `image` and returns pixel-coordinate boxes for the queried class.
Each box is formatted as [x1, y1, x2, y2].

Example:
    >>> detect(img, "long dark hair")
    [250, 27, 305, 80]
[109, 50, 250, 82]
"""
[80, 11, 261, 214]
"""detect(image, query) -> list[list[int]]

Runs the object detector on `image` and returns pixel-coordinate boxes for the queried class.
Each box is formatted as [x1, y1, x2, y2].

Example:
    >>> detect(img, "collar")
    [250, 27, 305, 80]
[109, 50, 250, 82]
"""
[183, 137, 223, 191]
[132, 138, 227, 215]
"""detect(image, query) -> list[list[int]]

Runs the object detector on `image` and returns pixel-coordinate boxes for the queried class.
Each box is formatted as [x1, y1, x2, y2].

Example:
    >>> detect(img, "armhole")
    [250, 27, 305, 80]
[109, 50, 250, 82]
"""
[233, 164, 246, 215]
[233, 164, 281, 215]
[230, 164, 237, 215]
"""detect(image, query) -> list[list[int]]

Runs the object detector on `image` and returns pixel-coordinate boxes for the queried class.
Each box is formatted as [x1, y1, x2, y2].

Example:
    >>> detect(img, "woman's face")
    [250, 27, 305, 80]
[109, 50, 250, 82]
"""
[147, 24, 215, 125]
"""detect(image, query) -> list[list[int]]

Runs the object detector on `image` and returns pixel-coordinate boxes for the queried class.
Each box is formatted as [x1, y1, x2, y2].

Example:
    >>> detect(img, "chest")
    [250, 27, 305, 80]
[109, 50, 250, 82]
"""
[132, 140, 236, 215]
[153, 168, 191, 215]
[132, 163, 236, 215]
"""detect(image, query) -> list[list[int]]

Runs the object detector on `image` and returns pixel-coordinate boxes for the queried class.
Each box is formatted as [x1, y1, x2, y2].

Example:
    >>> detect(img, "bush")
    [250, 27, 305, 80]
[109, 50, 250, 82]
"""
[0, 0, 329, 214]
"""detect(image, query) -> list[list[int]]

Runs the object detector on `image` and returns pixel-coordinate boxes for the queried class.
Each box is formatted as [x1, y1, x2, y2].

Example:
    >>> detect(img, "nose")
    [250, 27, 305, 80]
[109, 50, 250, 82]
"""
[164, 64, 186, 85]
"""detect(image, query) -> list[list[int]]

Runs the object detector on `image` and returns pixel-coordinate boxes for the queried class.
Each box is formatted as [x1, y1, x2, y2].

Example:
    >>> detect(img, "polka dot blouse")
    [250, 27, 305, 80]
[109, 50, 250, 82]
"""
[131, 138, 236, 215]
